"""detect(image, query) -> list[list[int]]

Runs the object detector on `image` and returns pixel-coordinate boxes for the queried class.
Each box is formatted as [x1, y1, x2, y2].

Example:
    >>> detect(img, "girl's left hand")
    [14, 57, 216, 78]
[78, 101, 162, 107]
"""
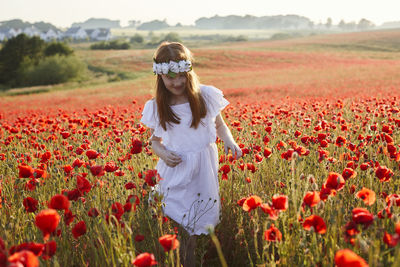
[224, 141, 242, 159]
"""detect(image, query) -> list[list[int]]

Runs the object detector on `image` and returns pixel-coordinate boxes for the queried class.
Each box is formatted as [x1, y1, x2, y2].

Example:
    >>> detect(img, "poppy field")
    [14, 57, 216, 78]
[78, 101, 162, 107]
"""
[1, 29, 400, 266]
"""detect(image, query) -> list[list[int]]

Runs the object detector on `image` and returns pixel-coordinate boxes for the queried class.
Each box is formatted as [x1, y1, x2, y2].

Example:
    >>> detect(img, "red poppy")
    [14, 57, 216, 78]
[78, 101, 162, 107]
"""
[383, 232, 398, 247]
[9, 242, 44, 256]
[85, 149, 99, 159]
[243, 195, 262, 212]
[264, 224, 282, 242]
[246, 163, 256, 173]
[35, 209, 60, 241]
[303, 215, 327, 234]
[23, 197, 39, 213]
[84, 206, 98, 217]
[104, 161, 118, 172]
[360, 163, 370, 171]
[66, 189, 82, 201]
[158, 234, 180, 252]
[125, 182, 136, 190]
[263, 147, 272, 158]
[131, 139, 143, 154]
[42, 240, 57, 260]
[112, 202, 124, 220]
[60, 131, 70, 139]
[132, 252, 157, 267]
[48, 194, 70, 211]
[260, 203, 279, 220]
[375, 166, 393, 182]
[135, 234, 145, 242]
[352, 208, 374, 227]
[219, 164, 230, 174]
[19, 164, 34, 178]
[355, 188, 376, 206]
[77, 175, 92, 194]
[72, 221, 87, 239]
[324, 172, 345, 191]
[63, 165, 73, 175]
[334, 249, 368, 267]
[303, 191, 320, 208]
[342, 168, 357, 180]
[335, 136, 347, 147]
[271, 195, 288, 211]
[144, 169, 160, 187]
[8, 250, 39, 267]
[72, 158, 85, 168]
[237, 197, 246, 207]
[90, 165, 105, 177]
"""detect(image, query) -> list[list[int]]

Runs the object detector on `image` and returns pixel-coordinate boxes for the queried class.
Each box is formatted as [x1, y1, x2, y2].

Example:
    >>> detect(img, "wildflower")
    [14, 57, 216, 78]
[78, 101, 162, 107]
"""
[23, 197, 39, 213]
[355, 188, 376, 206]
[264, 224, 282, 242]
[271, 195, 288, 211]
[8, 250, 39, 267]
[334, 249, 368, 267]
[48, 194, 70, 211]
[303, 215, 327, 234]
[303, 191, 320, 208]
[35, 209, 60, 241]
[243, 195, 262, 212]
[72, 221, 87, 239]
[132, 252, 157, 267]
[159, 234, 180, 252]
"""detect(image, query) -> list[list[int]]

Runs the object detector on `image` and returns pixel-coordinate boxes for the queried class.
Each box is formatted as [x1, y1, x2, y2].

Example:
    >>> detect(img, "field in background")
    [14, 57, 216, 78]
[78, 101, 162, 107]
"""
[1, 29, 400, 266]
[1, 29, 400, 115]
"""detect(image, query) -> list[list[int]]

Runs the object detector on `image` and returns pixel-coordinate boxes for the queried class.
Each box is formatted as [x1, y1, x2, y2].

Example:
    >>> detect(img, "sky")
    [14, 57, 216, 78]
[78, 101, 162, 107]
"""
[1, 0, 399, 28]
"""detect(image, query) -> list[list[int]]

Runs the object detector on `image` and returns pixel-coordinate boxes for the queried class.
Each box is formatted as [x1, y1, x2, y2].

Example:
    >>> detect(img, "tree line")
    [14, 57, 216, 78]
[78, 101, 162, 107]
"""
[0, 34, 86, 89]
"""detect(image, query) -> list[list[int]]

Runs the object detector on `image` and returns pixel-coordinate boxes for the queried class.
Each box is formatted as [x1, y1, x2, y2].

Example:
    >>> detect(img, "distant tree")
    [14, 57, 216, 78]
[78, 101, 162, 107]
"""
[44, 42, 74, 57]
[0, 34, 83, 88]
[0, 34, 45, 85]
[137, 20, 169, 30]
[338, 20, 346, 31]
[161, 32, 182, 43]
[130, 34, 144, 44]
[357, 18, 375, 30]
[325, 18, 332, 29]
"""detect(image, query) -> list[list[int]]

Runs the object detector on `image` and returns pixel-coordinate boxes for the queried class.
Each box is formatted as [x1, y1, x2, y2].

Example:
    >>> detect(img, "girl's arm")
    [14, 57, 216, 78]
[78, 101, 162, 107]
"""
[215, 113, 242, 159]
[149, 129, 182, 167]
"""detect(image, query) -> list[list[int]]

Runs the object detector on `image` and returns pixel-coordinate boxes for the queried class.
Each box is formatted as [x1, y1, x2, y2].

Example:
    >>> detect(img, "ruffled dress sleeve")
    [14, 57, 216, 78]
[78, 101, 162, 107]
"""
[200, 85, 230, 118]
[140, 99, 163, 137]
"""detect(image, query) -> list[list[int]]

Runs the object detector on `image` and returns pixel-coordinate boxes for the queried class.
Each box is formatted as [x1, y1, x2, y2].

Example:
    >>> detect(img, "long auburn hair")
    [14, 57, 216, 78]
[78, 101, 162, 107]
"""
[153, 42, 206, 131]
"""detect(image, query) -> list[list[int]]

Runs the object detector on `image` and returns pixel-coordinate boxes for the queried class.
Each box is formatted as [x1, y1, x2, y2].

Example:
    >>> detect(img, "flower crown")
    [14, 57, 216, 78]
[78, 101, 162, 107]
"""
[152, 59, 192, 77]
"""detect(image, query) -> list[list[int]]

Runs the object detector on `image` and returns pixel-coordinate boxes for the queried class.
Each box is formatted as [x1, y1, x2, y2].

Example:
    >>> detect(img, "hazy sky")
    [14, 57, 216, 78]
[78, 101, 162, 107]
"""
[1, 0, 399, 28]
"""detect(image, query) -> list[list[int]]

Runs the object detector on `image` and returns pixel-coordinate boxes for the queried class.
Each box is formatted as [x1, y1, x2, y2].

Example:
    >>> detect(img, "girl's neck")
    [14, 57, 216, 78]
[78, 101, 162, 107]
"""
[169, 95, 188, 105]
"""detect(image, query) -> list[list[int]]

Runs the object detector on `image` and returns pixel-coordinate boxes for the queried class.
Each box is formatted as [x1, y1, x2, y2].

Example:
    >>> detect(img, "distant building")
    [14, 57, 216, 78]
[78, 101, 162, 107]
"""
[0, 28, 22, 41]
[63, 27, 88, 40]
[40, 29, 63, 42]
[23, 26, 41, 37]
[85, 28, 112, 41]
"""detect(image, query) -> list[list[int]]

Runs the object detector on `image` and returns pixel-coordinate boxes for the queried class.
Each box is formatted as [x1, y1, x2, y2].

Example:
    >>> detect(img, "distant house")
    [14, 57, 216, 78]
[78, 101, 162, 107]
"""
[94, 28, 112, 41]
[0, 28, 22, 41]
[40, 29, 62, 41]
[23, 26, 41, 37]
[85, 28, 112, 41]
[63, 27, 88, 40]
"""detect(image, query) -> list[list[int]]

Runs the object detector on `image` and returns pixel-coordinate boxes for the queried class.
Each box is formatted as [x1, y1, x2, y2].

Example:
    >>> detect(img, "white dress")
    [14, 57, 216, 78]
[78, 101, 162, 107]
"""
[140, 85, 229, 235]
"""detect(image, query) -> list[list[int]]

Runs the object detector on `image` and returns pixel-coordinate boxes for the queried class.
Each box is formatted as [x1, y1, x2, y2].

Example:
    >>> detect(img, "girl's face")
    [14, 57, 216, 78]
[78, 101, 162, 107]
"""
[161, 73, 187, 97]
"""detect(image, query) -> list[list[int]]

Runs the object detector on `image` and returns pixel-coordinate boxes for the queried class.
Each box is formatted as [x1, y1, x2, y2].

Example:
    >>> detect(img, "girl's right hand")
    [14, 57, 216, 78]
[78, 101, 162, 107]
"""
[160, 150, 182, 167]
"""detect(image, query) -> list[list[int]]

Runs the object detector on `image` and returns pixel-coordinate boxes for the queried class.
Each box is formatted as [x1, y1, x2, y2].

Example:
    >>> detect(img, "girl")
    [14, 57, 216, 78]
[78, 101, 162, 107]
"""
[140, 42, 242, 266]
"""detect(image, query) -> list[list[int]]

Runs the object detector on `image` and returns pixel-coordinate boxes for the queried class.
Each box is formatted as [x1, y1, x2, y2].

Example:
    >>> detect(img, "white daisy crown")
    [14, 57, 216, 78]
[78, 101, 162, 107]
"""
[152, 59, 192, 76]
